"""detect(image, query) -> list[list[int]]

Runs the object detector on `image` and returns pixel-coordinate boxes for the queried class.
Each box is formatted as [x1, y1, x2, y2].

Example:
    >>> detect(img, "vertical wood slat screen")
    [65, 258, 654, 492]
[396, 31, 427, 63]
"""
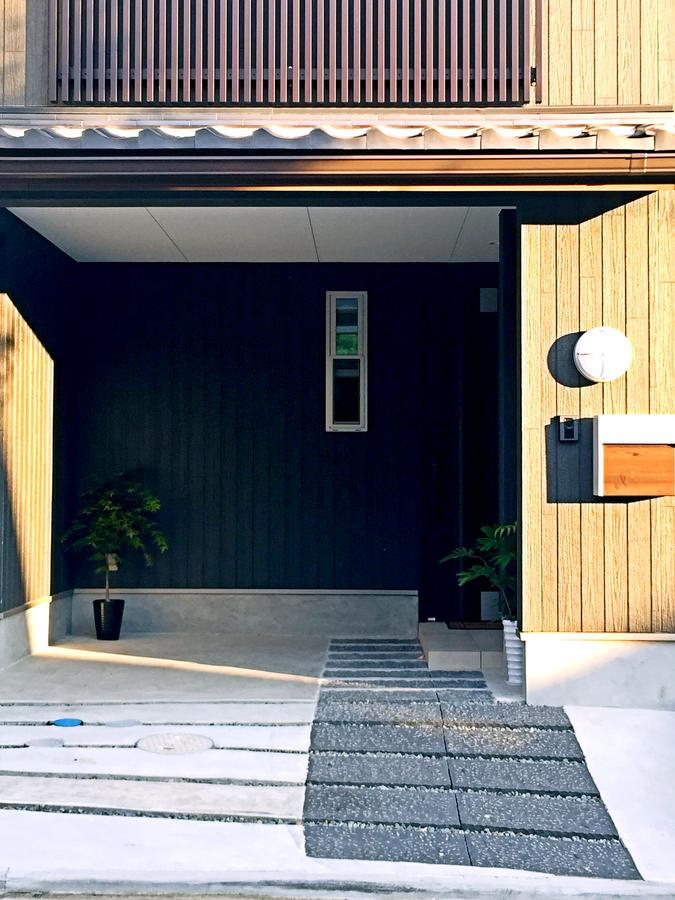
[49, 0, 537, 104]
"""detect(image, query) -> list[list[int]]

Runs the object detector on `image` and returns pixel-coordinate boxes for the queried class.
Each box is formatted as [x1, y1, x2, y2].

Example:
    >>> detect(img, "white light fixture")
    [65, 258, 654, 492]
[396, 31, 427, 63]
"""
[573, 327, 633, 383]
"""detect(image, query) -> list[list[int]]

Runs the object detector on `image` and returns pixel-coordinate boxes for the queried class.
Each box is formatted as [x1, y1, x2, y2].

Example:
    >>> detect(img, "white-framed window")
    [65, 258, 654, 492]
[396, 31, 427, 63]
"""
[326, 291, 368, 432]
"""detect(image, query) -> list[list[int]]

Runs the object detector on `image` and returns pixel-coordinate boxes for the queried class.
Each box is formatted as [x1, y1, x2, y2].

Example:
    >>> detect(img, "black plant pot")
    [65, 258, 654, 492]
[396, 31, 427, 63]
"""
[93, 598, 125, 640]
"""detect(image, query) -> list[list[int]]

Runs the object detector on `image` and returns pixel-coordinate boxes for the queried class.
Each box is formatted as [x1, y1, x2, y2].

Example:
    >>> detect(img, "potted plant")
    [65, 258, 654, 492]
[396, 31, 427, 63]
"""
[63, 471, 168, 640]
[440, 523, 522, 684]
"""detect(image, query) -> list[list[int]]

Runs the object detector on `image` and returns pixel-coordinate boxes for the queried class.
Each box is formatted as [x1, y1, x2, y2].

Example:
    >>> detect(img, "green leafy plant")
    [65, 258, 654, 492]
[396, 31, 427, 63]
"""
[63, 471, 168, 601]
[439, 523, 517, 619]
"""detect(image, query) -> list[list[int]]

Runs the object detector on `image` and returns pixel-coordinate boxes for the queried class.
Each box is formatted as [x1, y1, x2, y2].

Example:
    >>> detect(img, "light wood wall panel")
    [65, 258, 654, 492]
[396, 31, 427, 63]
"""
[520, 192, 675, 634]
[0, 292, 54, 612]
[542, 0, 674, 105]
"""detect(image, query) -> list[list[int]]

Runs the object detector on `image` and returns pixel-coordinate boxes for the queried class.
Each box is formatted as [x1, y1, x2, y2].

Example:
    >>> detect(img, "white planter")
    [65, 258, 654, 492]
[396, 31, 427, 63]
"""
[502, 617, 523, 685]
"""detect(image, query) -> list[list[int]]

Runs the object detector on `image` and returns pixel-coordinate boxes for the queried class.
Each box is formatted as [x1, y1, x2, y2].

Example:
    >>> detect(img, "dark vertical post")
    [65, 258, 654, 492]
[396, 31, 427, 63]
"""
[498, 209, 518, 527]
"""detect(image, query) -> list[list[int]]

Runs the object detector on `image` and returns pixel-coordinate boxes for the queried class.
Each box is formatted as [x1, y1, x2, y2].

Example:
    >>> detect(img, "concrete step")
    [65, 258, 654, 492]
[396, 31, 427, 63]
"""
[0, 774, 304, 821]
[418, 623, 503, 671]
[0, 745, 308, 784]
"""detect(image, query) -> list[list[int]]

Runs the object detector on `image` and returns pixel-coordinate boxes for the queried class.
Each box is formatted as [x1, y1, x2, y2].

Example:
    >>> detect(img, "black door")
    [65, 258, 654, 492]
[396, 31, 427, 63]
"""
[418, 281, 499, 622]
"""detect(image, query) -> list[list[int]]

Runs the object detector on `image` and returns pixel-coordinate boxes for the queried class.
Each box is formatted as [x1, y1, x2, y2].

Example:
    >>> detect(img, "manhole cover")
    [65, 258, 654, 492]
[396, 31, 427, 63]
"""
[52, 718, 83, 727]
[106, 719, 142, 727]
[136, 733, 214, 754]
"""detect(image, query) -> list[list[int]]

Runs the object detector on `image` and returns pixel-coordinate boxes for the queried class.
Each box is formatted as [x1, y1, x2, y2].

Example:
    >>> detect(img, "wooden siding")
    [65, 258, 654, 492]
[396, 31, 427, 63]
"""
[0, 292, 54, 612]
[542, 0, 674, 105]
[520, 191, 675, 634]
[66, 262, 497, 600]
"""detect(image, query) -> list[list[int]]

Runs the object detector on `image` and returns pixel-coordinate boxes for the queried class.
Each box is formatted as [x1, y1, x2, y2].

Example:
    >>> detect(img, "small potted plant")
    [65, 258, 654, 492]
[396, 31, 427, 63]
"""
[63, 471, 168, 640]
[440, 523, 522, 684]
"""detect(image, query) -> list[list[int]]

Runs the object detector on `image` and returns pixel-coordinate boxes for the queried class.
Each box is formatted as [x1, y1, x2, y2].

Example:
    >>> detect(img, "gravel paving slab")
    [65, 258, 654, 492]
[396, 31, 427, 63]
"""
[304, 784, 460, 826]
[456, 790, 618, 836]
[325, 678, 490, 689]
[448, 757, 599, 794]
[330, 640, 421, 647]
[324, 660, 428, 670]
[436, 690, 494, 704]
[311, 723, 446, 754]
[328, 652, 425, 660]
[441, 703, 571, 729]
[320, 689, 440, 702]
[308, 752, 452, 786]
[315, 701, 443, 726]
[304, 822, 470, 865]
[323, 668, 430, 678]
[443, 726, 584, 760]
[465, 831, 639, 879]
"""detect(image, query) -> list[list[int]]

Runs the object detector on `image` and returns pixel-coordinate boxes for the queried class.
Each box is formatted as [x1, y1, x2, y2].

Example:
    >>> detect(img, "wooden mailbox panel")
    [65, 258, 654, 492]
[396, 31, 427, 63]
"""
[603, 444, 675, 497]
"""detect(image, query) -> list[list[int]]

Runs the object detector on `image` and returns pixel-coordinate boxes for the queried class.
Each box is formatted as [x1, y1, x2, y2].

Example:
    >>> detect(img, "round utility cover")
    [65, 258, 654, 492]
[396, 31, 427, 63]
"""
[106, 719, 142, 728]
[27, 738, 65, 747]
[136, 733, 214, 754]
[52, 718, 83, 727]
[573, 327, 633, 382]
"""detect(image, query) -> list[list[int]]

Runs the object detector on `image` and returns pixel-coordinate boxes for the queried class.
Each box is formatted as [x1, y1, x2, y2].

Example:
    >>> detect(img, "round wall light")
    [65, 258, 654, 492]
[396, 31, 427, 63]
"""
[573, 326, 633, 383]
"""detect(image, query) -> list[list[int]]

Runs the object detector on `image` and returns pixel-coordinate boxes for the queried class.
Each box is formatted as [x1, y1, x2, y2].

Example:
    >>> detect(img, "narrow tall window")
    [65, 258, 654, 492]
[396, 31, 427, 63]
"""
[326, 292, 368, 432]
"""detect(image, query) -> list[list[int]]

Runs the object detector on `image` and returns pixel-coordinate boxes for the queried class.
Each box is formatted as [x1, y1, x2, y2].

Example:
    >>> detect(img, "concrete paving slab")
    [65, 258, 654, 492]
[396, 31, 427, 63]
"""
[0, 634, 327, 703]
[0, 746, 308, 783]
[0, 724, 312, 752]
[441, 703, 571, 729]
[0, 774, 304, 820]
[0, 702, 316, 725]
[304, 784, 460, 826]
[308, 752, 451, 786]
[310, 723, 446, 754]
[465, 832, 639, 879]
[443, 726, 584, 760]
[331, 640, 421, 645]
[304, 822, 470, 866]
[456, 791, 618, 837]
[448, 757, 598, 794]
[315, 701, 443, 726]
[328, 651, 425, 660]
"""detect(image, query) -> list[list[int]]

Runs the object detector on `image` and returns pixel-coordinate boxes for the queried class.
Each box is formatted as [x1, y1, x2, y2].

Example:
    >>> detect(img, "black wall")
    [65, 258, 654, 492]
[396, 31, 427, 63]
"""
[67, 262, 498, 605]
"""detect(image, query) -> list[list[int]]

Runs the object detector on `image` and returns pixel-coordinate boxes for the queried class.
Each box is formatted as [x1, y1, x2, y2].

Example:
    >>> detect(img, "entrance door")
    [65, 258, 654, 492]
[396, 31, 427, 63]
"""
[418, 281, 499, 622]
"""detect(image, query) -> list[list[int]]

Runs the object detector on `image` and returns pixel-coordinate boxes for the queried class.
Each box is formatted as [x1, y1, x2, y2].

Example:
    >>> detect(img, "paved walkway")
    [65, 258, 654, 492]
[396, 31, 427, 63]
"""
[304, 639, 639, 879]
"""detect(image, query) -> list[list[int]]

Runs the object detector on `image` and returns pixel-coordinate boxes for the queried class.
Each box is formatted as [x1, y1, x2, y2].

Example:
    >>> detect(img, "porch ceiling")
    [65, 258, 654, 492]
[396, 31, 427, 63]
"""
[8, 205, 504, 263]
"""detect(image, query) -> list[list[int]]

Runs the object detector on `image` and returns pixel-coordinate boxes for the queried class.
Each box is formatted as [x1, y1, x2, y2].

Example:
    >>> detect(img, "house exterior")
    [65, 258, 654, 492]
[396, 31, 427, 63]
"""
[0, 0, 672, 708]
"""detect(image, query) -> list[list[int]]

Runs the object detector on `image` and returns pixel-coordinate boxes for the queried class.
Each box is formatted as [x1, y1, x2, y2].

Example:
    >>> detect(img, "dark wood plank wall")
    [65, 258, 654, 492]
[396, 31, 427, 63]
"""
[67, 262, 497, 596]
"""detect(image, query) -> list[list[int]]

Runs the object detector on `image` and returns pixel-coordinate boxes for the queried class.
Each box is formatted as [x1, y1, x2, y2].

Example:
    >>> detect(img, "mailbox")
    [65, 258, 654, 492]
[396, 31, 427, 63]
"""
[593, 415, 675, 498]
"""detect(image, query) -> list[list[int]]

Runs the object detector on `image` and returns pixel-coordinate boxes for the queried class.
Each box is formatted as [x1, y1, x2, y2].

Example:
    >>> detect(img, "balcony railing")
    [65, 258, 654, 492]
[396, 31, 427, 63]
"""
[49, 0, 540, 106]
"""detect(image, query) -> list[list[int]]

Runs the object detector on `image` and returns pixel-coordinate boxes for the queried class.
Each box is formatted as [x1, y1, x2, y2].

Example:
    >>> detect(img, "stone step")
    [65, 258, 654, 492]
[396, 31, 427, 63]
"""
[0, 702, 315, 726]
[0, 774, 304, 821]
[0, 746, 308, 784]
[440, 703, 571, 730]
[0, 724, 311, 752]
[418, 623, 504, 671]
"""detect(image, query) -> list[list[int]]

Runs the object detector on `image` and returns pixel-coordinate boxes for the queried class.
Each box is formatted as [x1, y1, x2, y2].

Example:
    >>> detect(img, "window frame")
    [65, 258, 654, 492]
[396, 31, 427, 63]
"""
[325, 291, 368, 433]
